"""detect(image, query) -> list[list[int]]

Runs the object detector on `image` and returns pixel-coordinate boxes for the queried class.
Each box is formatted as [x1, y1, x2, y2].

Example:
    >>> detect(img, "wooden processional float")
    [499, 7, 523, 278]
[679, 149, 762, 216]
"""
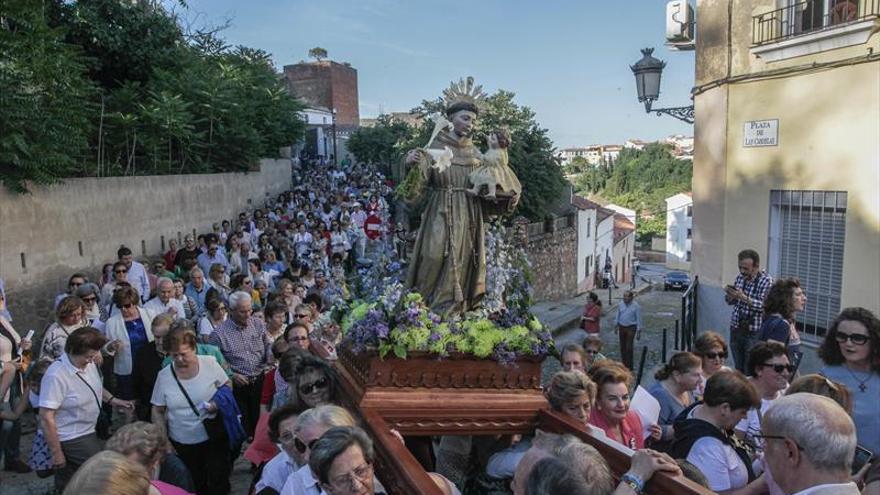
[313, 344, 716, 495]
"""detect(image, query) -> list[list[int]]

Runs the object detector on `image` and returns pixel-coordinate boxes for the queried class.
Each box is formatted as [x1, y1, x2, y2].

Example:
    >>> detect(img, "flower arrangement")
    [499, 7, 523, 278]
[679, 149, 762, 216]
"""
[334, 215, 552, 364]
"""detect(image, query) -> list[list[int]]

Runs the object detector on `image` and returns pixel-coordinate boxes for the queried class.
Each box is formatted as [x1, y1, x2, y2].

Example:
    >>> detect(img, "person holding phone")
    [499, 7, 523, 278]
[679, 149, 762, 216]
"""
[725, 249, 774, 373]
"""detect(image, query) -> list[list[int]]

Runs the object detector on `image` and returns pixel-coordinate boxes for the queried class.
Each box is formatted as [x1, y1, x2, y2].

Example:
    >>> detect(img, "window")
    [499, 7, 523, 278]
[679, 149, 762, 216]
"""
[687, 228, 692, 239]
[686, 250, 692, 262]
[686, 205, 693, 217]
[585, 256, 592, 277]
[586, 218, 591, 236]
[768, 190, 847, 340]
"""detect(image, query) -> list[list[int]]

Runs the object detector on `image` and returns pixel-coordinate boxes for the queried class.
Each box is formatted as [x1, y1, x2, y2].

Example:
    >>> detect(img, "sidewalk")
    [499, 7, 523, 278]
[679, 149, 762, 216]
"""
[531, 274, 655, 335]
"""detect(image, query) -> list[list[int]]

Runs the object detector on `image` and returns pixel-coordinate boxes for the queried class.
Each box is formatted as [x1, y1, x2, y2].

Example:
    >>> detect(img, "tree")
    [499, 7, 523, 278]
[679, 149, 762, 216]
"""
[346, 115, 415, 174]
[0, 0, 97, 192]
[308, 46, 328, 61]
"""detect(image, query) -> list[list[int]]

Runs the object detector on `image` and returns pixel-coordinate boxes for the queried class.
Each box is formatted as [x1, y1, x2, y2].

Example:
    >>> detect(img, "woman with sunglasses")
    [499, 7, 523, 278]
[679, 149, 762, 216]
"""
[197, 298, 227, 343]
[288, 355, 341, 411]
[279, 405, 357, 495]
[101, 261, 139, 313]
[734, 341, 792, 448]
[819, 307, 880, 461]
[75, 283, 107, 333]
[105, 286, 159, 423]
[693, 331, 732, 401]
[581, 335, 606, 368]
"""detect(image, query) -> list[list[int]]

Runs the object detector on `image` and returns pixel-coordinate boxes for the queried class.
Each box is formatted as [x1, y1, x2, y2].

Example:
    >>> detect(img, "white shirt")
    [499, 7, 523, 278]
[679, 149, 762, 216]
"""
[198, 315, 225, 337]
[126, 260, 151, 303]
[39, 353, 103, 442]
[255, 452, 300, 493]
[793, 482, 861, 495]
[280, 464, 323, 495]
[735, 388, 785, 448]
[151, 356, 228, 444]
[144, 297, 186, 321]
[686, 436, 749, 492]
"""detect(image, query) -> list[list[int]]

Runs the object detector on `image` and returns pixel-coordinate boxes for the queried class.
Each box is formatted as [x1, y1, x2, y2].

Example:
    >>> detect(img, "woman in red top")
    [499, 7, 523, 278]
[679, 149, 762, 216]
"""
[581, 291, 602, 334]
[588, 361, 661, 450]
[163, 239, 178, 271]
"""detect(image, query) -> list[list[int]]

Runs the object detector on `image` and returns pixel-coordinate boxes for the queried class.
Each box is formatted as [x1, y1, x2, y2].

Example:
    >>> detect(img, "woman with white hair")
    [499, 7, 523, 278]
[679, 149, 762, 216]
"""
[278, 405, 356, 495]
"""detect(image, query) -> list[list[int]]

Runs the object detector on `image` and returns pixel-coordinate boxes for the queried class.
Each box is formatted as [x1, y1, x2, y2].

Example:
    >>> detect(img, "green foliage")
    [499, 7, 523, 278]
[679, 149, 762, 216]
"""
[0, 0, 98, 193]
[347, 114, 416, 168]
[573, 143, 692, 242]
[2, 0, 306, 192]
[308, 46, 327, 61]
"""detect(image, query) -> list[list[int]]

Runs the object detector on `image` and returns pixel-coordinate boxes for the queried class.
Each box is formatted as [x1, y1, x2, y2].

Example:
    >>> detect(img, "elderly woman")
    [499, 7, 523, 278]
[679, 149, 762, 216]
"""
[197, 298, 227, 343]
[589, 360, 661, 449]
[101, 261, 138, 313]
[670, 370, 763, 494]
[264, 301, 290, 343]
[106, 286, 158, 416]
[151, 325, 231, 495]
[40, 327, 134, 491]
[735, 341, 791, 446]
[309, 426, 388, 495]
[206, 263, 230, 303]
[40, 296, 87, 361]
[62, 450, 153, 495]
[648, 352, 702, 442]
[692, 331, 732, 401]
[582, 334, 606, 366]
[279, 405, 357, 495]
[287, 355, 341, 410]
[0, 308, 33, 473]
[106, 421, 195, 494]
[75, 283, 107, 332]
[172, 279, 198, 323]
[558, 343, 589, 374]
[254, 403, 308, 495]
[819, 307, 880, 460]
[487, 370, 600, 480]
[758, 277, 806, 359]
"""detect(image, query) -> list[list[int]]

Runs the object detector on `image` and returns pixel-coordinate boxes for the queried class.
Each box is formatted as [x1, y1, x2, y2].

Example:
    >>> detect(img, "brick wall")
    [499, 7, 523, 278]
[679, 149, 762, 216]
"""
[0, 159, 292, 335]
[283, 61, 359, 127]
[523, 218, 578, 302]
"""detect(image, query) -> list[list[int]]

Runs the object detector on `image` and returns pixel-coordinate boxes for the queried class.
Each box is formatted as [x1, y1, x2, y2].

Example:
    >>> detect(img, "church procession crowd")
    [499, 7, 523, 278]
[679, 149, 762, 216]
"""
[0, 158, 878, 495]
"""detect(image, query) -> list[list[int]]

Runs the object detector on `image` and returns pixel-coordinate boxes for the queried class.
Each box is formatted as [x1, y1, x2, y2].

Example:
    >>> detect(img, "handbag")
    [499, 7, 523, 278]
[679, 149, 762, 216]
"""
[169, 366, 229, 447]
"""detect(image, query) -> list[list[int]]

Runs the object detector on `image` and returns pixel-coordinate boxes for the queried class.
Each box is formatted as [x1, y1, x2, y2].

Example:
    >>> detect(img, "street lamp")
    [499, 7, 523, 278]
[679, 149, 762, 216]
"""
[331, 107, 338, 165]
[630, 48, 694, 124]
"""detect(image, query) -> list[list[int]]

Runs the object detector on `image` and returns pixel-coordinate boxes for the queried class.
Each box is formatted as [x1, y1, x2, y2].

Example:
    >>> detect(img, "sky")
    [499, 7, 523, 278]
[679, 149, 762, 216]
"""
[167, 0, 695, 149]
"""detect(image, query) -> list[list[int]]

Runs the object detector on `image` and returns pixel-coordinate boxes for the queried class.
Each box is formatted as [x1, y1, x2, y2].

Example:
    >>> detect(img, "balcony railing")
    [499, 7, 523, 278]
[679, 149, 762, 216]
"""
[752, 0, 880, 45]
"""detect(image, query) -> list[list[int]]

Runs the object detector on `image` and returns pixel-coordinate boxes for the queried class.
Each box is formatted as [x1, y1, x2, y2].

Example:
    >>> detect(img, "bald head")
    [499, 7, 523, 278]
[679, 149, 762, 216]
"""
[511, 446, 552, 495]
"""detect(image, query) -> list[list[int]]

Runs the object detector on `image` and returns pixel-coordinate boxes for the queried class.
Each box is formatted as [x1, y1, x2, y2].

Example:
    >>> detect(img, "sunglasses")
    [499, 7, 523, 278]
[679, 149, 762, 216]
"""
[69, 282, 83, 287]
[294, 313, 310, 319]
[115, 269, 127, 274]
[835, 331, 869, 346]
[299, 377, 329, 395]
[585, 349, 600, 355]
[761, 363, 795, 374]
[705, 352, 728, 360]
[288, 335, 309, 342]
[294, 436, 319, 454]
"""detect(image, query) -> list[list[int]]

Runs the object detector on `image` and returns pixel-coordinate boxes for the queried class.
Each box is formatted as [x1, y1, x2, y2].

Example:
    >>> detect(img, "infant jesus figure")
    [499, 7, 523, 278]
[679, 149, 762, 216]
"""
[466, 128, 522, 200]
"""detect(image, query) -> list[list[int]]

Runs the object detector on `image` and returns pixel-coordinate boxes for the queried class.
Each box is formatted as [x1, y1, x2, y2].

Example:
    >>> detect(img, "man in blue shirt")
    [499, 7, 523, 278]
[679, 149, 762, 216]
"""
[615, 290, 642, 370]
[197, 241, 228, 276]
[184, 267, 209, 317]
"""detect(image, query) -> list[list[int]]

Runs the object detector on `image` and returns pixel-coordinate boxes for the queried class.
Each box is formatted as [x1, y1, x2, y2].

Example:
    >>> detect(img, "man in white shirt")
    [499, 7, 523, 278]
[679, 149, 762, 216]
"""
[118, 246, 150, 304]
[761, 393, 861, 495]
[144, 277, 186, 320]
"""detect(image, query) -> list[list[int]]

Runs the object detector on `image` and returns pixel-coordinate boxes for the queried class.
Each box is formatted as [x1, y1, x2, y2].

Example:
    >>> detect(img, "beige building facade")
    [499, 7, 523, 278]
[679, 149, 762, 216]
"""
[692, 0, 879, 350]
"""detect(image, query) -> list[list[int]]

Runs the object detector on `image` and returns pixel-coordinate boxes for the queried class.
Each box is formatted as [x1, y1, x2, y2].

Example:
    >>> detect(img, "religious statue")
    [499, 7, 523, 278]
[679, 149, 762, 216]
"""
[404, 77, 521, 316]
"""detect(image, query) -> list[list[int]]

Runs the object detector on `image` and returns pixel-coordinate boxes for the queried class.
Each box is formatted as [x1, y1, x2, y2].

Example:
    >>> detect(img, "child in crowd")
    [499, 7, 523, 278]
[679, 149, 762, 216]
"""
[1, 360, 53, 477]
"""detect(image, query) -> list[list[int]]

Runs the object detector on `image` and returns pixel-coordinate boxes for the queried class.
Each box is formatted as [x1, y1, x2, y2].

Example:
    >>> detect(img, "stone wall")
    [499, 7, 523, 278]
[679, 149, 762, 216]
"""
[0, 159, 292, 333]
[524, 220, 578, 302]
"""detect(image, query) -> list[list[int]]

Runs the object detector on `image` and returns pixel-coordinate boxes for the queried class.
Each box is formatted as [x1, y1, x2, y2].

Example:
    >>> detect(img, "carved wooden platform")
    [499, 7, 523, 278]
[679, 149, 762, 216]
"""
[321, 345, 716, 495]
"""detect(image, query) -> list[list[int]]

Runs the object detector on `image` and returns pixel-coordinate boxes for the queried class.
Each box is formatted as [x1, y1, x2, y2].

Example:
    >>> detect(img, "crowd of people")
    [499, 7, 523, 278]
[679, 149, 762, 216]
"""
[0, 157, 877, 495]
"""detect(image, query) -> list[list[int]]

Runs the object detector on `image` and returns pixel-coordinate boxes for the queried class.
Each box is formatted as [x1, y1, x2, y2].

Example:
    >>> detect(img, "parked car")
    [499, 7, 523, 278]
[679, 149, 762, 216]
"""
[664, 271, 691, 291]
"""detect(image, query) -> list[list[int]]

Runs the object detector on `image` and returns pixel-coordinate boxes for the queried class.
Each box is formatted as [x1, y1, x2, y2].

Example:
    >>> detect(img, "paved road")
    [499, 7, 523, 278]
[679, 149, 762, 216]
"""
[541, 282, 690, 388]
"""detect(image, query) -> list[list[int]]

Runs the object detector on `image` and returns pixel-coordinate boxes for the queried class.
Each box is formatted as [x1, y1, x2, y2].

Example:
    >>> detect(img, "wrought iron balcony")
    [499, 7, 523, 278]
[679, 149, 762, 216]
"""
[752, 0, 880, 45]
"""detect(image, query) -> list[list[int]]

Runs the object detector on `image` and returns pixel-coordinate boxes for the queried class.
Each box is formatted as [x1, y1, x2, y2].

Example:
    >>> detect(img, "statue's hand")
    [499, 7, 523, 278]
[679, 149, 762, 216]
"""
[405, 149, 425, 166]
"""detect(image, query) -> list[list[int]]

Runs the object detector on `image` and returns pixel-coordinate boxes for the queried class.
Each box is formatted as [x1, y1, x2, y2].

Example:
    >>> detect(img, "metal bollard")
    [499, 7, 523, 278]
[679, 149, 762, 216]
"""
[635, 346, 649, 385]
[662, 328, 668, 363]
[674, 319, 680, 350]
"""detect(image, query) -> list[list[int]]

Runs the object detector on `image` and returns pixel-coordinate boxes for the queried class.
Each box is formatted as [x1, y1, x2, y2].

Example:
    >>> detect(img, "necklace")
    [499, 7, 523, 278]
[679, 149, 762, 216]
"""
[844, 364, 874, 392]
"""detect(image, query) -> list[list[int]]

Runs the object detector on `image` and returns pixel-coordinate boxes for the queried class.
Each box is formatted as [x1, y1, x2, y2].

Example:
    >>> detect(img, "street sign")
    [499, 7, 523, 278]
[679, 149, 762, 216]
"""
[743, 119, 779, 147]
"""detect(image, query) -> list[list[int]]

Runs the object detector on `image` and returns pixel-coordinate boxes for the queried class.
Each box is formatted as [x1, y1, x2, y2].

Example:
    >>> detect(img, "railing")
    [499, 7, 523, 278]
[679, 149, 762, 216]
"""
[680, 275, 699, 351]
[752, 0, 880, 45]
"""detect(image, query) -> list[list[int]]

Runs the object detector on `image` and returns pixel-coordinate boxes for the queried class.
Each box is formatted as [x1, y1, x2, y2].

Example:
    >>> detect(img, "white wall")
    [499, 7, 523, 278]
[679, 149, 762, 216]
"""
[666, 194, 693, 270]
[576, 207, 598, 292]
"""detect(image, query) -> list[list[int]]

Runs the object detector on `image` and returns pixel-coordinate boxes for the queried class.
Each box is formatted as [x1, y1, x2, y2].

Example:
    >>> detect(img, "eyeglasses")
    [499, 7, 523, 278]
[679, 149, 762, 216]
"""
[81, 296, 97, 303]
[69, 282, 83, 287]
[835, 331, 869, 346]
[705, 352, 728, 360]
[752, 434, 804, 450]
[121, 303, 135, 309]
[329, 462, 373, 491]
[115, 269, 127, 274]
[299, 377, 329, 395]
[294, 313, 310, 319]
[279, 431, 297, 443]
[761, 363, 795, 374]
[293, 436, 319, 454]
[585, 349, 600, 355]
